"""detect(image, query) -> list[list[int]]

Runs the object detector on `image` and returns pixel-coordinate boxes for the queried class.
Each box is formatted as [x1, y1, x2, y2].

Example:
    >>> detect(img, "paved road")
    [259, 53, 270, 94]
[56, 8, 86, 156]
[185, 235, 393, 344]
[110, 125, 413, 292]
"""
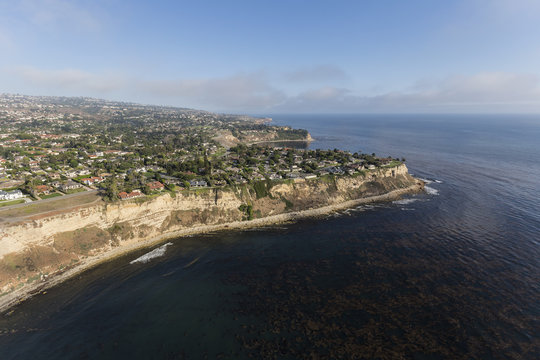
[0, 189, 99, 212]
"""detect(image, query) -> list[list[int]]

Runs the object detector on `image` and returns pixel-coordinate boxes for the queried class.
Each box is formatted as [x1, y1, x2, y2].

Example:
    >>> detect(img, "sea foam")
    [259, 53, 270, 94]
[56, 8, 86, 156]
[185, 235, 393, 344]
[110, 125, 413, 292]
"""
[393, 198, 419, 205]
[130, 243, 173, 264]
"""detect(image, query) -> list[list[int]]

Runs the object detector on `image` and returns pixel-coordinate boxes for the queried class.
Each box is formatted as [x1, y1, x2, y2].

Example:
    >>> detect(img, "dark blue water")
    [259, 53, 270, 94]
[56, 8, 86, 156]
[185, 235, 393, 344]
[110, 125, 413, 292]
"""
[1, 114, 539, 359]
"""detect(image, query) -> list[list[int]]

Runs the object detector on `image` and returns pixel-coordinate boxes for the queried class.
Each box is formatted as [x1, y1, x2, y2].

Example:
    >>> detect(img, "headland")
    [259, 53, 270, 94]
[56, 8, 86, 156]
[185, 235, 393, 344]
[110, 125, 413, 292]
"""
[0, 164, 423, 313]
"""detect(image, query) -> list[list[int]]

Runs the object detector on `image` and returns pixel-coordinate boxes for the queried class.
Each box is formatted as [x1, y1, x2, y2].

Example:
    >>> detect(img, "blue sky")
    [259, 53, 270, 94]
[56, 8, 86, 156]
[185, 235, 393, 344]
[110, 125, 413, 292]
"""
[1, 0, 539, 113]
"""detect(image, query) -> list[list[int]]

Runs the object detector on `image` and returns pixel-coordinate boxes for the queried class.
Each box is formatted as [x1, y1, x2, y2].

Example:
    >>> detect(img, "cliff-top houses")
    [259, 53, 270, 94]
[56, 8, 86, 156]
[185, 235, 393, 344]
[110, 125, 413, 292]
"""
[0, 189, 23, 201]
[118, 190, 143, 200]
[147, 181, 165, 191]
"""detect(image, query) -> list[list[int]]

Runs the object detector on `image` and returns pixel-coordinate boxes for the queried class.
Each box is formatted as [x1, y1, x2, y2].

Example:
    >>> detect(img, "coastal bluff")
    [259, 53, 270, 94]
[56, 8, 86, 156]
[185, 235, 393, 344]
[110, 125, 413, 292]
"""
[0, 164, 422, 310]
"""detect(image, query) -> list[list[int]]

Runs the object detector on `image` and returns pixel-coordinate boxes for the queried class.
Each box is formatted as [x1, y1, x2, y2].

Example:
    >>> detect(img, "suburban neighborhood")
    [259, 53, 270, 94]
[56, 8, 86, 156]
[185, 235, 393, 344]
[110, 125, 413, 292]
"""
[0, 94, 403, 207]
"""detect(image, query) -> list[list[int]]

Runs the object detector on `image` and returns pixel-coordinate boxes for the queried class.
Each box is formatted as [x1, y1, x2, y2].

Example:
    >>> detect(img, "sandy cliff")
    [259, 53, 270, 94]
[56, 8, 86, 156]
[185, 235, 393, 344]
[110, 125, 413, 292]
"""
[0, 164, 422, 309]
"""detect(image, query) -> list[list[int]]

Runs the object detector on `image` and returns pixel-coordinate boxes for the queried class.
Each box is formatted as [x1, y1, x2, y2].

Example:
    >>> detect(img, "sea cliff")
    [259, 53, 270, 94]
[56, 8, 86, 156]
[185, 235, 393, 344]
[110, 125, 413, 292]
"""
[0, 164, 422, 312]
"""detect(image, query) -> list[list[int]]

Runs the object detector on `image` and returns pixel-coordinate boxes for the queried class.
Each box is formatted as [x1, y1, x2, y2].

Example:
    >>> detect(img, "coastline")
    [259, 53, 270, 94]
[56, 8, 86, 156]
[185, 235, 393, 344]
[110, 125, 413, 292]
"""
[248, 138, 313, 145]
[0, 181, 423, 314]
[248, 133, 314, 145]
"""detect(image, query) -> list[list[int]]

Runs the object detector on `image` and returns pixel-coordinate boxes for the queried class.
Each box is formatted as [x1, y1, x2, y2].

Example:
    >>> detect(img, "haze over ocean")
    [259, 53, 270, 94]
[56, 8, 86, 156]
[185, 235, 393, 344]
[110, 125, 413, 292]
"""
[1, 114, 538, 359]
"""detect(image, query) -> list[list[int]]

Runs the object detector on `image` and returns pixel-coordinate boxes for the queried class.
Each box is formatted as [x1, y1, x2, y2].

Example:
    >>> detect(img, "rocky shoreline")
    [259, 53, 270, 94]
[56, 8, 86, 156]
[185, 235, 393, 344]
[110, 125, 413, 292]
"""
[0, 180, 423, 314]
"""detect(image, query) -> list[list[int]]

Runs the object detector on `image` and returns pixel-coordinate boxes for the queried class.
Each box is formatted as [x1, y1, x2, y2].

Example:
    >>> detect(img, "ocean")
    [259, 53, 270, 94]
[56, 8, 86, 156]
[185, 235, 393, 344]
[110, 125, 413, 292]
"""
[1, 114, 539, 359]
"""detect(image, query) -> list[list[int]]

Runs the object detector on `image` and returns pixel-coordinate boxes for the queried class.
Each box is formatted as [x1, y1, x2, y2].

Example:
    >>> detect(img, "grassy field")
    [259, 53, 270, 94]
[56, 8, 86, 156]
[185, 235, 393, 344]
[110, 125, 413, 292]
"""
[0, 192, 101, 219]
[0, 199, 25, 207]
[63, 187, 87, 194]
[383, 160, 403, 168]
[40, 192, 63, 199]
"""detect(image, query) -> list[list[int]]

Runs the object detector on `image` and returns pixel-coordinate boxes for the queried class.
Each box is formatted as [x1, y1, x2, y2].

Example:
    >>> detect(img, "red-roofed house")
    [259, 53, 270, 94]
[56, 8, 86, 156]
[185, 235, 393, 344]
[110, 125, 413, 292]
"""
[81, 176, 104, 186]
[147, 181, 165, 191]
[118, 190, 143, 200]
[35, 185, 51, 195]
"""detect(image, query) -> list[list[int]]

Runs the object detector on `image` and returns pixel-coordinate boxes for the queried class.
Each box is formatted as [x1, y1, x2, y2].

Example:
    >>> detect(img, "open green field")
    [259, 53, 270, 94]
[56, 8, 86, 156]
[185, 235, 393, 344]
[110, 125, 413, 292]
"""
[383, 160, 403, 168]
[0, 199, 25, 207]
[40, 193, 63, 199]
[63, 187, 87, 194]
[0, 192, 101, 219]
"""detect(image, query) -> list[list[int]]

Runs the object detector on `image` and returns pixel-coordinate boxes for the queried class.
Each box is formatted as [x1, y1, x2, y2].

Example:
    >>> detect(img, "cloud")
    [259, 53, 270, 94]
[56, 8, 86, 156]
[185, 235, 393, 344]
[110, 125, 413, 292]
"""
[285, 65, 348, 83]
[4, 66, 285, 111]
[276, 72, 540, 113]
[16, 0, 102, 32]
[4, 66, 540, 113]
[421, 73, 540, 103]
[139, 73, 287, 110]
[9, 66, 126, 92]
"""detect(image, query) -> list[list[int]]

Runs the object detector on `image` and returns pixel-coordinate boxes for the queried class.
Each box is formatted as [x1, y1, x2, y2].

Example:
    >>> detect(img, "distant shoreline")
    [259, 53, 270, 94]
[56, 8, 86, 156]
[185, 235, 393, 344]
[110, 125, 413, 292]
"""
[0, 181, 423, 314]
[249, 135, 314, 145]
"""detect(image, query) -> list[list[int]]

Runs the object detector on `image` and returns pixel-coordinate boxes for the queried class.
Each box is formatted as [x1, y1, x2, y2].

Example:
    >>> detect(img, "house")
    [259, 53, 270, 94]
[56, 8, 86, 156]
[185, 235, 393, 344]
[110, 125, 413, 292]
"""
[349, 163, 365, 171]
[230, 175, 247, 184]
[286, 172, 301, 179]
[147, 181, 165, 191]
[189, 179, 208, 187]
[118, 190, 143, 200]
[325, 166, 344, 175]
[160, 174, 181, 185]
[80, 176, 104, 186]
[60, 180, 82, 192]
[35, 185, 50, 195]
[0, 189, 23, 201]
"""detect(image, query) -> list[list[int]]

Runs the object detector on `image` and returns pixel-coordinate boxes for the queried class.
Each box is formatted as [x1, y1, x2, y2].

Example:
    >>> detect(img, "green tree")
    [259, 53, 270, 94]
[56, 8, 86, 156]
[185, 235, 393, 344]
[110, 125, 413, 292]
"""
[103, 178, 119, 201]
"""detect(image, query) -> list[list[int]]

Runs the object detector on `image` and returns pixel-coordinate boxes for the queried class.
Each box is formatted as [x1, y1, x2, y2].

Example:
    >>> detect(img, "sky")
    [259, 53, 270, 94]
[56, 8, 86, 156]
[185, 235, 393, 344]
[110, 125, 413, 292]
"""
[1, 0, 540, 114]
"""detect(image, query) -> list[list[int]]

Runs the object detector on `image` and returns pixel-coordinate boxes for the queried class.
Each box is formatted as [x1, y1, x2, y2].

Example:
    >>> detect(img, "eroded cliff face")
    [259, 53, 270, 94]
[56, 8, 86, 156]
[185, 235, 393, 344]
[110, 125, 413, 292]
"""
[0, 164, 417, 295]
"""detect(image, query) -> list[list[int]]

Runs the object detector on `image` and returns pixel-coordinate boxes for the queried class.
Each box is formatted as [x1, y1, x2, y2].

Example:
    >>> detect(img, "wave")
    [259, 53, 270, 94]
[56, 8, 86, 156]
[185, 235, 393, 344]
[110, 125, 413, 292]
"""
[130, 243, 173, 264]
[424, 185, 439, 196]
[418, 177, 443, 184]
[393, 198, 419, 205]
[355, 204, 377, 211]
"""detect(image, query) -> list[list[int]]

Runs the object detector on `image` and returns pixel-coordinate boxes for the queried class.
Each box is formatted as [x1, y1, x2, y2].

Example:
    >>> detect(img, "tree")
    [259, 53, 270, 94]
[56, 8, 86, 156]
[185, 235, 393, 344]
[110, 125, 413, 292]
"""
[103, 178, 119, 201]
[142, 184, 151, 195]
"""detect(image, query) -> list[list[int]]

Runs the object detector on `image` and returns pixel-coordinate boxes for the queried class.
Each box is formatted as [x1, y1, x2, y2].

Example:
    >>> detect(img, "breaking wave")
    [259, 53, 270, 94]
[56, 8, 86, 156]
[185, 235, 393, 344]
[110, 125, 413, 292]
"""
[130, 243, 173, 264]
[393, 198, 419, 205]
[424, 186, 439, 196]
[419, 178, 443, 184]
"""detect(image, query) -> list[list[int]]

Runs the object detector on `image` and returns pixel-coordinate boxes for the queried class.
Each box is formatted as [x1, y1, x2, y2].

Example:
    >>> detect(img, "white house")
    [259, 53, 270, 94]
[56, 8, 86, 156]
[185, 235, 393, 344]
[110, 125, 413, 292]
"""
[0, 189, 24, 201]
